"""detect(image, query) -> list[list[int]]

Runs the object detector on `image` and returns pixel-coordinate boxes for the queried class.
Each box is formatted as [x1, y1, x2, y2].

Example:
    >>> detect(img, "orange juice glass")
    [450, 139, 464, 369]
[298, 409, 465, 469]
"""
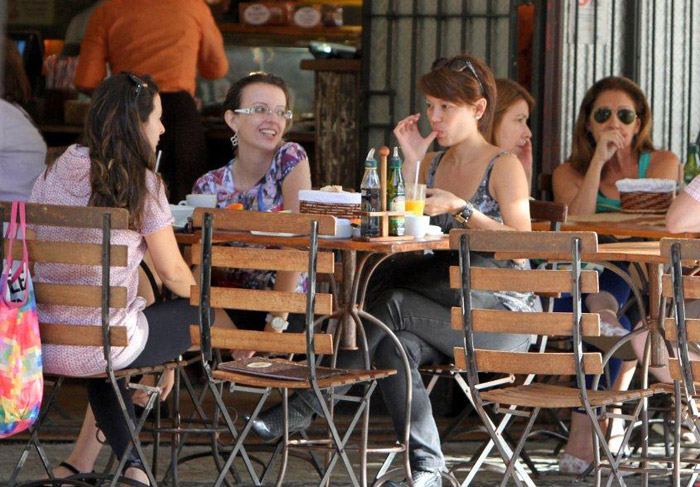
[406, 183, 426, 216]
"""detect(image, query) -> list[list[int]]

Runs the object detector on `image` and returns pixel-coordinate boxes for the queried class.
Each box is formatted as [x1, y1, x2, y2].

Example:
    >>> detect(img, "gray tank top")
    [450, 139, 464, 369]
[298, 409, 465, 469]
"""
[426, 150, 508, 233]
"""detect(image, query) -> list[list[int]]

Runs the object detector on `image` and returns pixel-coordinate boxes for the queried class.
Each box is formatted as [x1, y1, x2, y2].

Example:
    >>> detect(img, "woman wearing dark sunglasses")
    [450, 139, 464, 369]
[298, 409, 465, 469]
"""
[552, 76, 679, 473]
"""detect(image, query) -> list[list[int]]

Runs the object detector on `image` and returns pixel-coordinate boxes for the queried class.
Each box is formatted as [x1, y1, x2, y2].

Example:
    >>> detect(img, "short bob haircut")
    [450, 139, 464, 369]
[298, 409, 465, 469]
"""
[568, 76, 654, 174]
[419, 54, 497, 141]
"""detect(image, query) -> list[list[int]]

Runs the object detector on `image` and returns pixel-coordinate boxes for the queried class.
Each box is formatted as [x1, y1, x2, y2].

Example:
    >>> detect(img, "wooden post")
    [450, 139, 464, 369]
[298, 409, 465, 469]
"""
[378, 146, 389, 237]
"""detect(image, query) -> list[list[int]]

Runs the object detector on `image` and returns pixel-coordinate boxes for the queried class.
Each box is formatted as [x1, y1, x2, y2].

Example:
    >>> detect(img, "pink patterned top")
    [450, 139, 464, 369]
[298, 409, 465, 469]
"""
[192, 142, 307, 291]
[29, 145, 173, 377]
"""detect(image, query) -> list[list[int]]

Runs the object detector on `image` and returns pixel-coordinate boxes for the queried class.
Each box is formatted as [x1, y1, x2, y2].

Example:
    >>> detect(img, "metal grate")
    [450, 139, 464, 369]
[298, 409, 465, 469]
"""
[360, 0, 519, 175]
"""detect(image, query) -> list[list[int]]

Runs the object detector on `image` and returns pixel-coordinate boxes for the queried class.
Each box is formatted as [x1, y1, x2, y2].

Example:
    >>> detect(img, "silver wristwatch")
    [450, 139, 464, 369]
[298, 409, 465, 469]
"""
[453, 201, 475, 227]
[265, 313, 289, 332]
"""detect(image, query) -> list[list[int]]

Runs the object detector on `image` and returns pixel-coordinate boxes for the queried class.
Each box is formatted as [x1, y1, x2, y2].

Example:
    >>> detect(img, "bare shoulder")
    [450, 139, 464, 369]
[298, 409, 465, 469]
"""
[491, 152, 524, 174]
[647, 150, 680, 179]
[553, 162, 583, 184]
[649, 150, 680, 167]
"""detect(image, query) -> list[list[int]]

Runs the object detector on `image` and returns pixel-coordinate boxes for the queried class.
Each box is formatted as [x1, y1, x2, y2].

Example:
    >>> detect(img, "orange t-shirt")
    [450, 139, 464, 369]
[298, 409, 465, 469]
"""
[75, 0, 228, 96]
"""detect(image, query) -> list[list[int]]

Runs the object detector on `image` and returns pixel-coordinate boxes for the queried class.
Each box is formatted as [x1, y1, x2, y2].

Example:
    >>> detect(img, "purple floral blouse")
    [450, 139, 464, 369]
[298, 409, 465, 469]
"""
[192, 142, 308, 292]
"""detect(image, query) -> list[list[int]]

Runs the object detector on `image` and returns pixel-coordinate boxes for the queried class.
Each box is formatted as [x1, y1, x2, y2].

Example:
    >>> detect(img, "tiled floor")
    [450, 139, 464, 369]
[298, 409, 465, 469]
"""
[0, 382, 692, 486]
[0, 423, 693, 486]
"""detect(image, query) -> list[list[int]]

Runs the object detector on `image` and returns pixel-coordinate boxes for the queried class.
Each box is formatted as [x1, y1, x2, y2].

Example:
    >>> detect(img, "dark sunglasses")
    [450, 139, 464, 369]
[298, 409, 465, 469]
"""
[431, 57, 485, 96]
[127, 73, 148, 99]
[593, 107, 638, 125]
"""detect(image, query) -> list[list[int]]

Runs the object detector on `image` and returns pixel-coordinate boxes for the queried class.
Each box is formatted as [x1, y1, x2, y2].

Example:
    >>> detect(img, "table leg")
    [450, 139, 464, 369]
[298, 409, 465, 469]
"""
[648, 263, 665, 368]
[340, 250, 357, 350]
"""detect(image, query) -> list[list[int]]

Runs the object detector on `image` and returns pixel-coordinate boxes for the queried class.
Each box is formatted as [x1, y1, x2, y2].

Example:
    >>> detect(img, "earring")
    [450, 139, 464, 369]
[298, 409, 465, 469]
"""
[230, 131, 239, 148]
[475, 115, 482, 121]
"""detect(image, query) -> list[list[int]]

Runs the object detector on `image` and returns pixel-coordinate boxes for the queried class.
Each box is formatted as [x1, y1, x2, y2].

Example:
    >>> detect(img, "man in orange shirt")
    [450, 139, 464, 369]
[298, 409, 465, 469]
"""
[75, 0, 228, 201]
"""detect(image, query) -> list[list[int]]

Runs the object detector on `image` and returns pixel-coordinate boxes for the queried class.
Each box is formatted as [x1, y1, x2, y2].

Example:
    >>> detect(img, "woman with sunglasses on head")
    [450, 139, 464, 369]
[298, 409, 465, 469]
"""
[192, 72, 311, 348]
[249, 55, 539, 487]
[552, 76, 679, 473]
[30, 72, 228, 486]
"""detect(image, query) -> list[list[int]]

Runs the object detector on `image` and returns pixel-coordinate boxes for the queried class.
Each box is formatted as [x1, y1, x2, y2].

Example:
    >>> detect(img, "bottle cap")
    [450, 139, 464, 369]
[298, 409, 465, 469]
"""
[364, 158, 377, 168]
[389, 146, 402, 168]
[689, 143, 699, 154]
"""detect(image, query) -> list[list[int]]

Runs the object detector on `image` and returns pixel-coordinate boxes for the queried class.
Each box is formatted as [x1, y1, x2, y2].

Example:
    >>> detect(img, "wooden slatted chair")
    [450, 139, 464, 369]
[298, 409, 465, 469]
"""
[660, 238, 700, 487]
[189, 209, 396, 487]
[2, 202, 171, 487]
[410, 200, 569, 479]
[452, 229, 662, 487]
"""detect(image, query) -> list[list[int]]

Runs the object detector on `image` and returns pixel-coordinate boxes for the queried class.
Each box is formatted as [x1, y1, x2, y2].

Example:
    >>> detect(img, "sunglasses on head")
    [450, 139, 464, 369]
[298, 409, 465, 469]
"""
[593, 107, 638, 125]
[127, 73, 149, 99]
[431, 57, 485, 96]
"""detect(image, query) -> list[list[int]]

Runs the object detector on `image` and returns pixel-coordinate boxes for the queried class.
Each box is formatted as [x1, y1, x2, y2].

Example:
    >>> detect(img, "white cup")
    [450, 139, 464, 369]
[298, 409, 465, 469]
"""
[335, 218, 352, 239]
[170, 204, 194, 227]
[180, 193, 217, 208]
[405, 215, 430, 238]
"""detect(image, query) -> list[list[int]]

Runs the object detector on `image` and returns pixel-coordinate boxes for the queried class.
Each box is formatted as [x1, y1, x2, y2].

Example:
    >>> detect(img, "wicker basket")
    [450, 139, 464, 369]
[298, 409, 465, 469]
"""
[300, 201, 362, 219]
[619, 191, 674, 213]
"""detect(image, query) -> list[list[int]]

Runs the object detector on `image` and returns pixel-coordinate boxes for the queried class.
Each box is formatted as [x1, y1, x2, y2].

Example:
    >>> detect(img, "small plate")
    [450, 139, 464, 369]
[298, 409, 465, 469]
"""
[250, 230, 302, 237]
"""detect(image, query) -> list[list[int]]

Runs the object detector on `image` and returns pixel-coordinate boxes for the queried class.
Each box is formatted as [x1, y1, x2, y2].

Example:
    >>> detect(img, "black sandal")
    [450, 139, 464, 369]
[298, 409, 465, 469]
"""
[56, 462, 98, 486]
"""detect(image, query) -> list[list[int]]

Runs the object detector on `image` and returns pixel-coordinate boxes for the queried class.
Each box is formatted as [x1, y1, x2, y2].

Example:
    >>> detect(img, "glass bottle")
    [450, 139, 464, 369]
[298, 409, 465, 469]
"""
[387, 147, 405, 236]
[360, 150, 381, 238]
[684, 143, 700, 186]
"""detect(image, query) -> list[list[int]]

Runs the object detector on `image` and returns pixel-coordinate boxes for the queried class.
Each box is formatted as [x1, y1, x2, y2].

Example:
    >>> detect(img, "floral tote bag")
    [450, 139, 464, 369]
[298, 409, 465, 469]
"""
[0, 201, 43, 438]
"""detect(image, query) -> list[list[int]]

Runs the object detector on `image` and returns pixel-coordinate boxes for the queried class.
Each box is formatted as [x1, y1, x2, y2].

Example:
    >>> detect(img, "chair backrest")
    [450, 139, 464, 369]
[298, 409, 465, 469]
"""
[529, 200, 567, 232]
[0, 202, 130, 358]
[660, 238, 700, 394]
[449, 230, 601, 390]
[537, 173, 553, 201]
[190, 209, 336, 363]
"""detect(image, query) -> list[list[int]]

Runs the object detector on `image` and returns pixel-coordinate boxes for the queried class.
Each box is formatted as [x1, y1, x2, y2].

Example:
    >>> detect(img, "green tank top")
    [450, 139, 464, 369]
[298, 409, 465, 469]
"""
[595, 152, 651, 213]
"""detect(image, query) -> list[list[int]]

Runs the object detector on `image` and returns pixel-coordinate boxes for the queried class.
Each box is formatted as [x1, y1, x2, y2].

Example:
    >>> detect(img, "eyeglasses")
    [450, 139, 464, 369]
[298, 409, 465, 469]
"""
[234, 104, 293, 121]
[128, 73, 148, 99]
[431, 57, 485, 96]
[593, 107, 638, 125]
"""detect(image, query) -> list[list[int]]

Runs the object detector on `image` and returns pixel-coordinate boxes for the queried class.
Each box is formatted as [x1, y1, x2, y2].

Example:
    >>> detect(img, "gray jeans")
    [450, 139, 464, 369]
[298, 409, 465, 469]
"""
[301, 252, 532, 470]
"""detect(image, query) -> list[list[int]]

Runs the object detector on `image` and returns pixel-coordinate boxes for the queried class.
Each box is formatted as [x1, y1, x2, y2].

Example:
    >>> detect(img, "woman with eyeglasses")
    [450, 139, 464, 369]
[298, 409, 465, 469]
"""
[552, 76, 679, 473]
[248, 55, 539, 487]
[192, 72, 311, 350]
[30, 72, 229, 485]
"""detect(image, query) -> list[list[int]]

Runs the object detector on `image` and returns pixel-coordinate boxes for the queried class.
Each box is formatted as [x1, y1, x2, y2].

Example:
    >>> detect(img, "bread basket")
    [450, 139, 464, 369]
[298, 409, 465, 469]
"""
[615, 178, 676, 213]
[299, 188, 362, 220]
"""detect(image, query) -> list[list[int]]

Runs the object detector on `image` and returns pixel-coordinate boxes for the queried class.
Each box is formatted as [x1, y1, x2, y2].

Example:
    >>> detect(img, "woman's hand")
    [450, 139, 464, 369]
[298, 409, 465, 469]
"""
[591, 129, 625, 168]
[424, 187, 465, 216]
[516, 139, 533, 170]
[393, 114, 437, 164]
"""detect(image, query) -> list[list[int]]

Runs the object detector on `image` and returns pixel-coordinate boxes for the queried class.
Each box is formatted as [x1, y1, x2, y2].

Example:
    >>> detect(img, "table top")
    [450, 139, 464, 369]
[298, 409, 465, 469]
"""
[533, 212, 700, 239]
[176, 231, 451, 254]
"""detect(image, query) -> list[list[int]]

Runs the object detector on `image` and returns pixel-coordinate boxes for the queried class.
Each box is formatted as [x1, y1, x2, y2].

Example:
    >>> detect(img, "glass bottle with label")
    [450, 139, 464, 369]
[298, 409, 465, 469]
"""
[360, 149, 381, 238]
[387, 147, 405, 236]
[684, 143, 700, 186]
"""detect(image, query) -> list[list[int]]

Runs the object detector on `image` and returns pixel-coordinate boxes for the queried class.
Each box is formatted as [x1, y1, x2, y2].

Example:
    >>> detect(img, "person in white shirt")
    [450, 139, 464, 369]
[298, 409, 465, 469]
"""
[0, 38, 46, 202]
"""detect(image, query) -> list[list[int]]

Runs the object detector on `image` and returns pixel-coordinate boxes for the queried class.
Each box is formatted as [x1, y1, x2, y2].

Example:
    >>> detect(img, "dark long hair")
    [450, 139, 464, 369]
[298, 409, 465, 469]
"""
[568, 76, 654, 174]
[83, 72, 161, 231]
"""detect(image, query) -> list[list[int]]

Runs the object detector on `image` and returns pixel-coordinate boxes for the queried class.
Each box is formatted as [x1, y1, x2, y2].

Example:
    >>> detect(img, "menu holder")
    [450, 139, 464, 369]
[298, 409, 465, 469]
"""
[354, 146, 414, 242]
[218, 357, 348, 381]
